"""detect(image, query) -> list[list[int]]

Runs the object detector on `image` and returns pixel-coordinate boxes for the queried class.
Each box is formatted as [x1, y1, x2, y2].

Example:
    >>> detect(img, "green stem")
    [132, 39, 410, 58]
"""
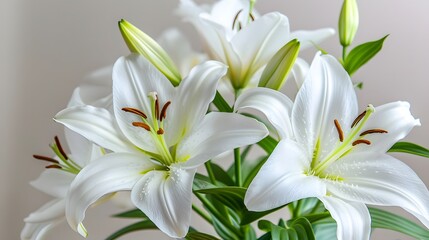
[234, 148, 242, 187]
[192, 204, 212, 224]
[342, 46, 348, 62]
[204, 161, 217, 185]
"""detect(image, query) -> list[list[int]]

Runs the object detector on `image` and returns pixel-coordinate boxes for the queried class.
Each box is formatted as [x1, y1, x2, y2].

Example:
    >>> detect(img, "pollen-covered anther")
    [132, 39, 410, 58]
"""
[132, 122, 151, 131]
[33, 154, 59, 164]
[334, 119, 344, 142]
[160, 101, 171, 121]
[351, 110, 366, 128]
[155, 98, 160, 120]
[232, 9, 243, 30]
[122, 107, 147, 119]
[157, 128, 164, 135]
[54, 136, 68, 160]
[45, 165, 62, 169]
[352, 139, 371, 146]
[360, 129, 388, 136]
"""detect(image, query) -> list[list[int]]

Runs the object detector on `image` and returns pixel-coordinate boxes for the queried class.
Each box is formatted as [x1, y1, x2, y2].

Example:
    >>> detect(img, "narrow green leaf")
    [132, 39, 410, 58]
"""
[185, 232, 221, 240]
[344, 35, 388, 76]
[105, 220, 157, 240]
[369, 207, 429, 239]
[288, 217, 315, 240]
[258, 135, 279, 153]
[210, 163, 235, 186]
[259, 39, 301, 90]
[213, 91, 232, 112]
[118, 19, 181, 85]
[112, 208, 147, 219]
[241, 204, 286, 225]
[388, 141, 429, 158]
[243, 156, 268, 188]
[195, 186, 246, 211]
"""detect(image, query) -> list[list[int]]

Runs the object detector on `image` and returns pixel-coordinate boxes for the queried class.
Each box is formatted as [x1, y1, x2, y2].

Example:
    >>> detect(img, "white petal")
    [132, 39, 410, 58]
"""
[326, 152, 429, 228]
[30, 170, 74, 198]
[319, 196, 370, 240]
[55, 105, 135, 153]
[64, 128, 102, 166]
[66, 153, 160, 236]
[235, 87, 294, 139]
[178, 112, 268, 168]
[131, 166, 195, 238]
[290, 28, 336, 49]
[165, 61, 227, 145]
[245, 139, 326, 211]
[292, 53, 358, 160]
[290, 57, 309, 89]
[210, 0, 254, 32]
[24, 199, 65, 223]
[354, 101, 420, 153]
[112, 54, 175, 153]
[231, 12, 290, 79]
[21, 218, 64, 240]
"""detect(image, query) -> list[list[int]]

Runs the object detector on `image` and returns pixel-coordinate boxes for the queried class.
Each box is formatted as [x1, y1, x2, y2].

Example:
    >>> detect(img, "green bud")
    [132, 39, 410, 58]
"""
[339, 0, 359, 47]
[258, 39, 300, 90]
[118, 19, 182, 86]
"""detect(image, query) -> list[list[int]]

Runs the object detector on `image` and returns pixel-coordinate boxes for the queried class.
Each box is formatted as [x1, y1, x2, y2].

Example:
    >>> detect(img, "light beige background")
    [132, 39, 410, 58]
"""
[1, 0, 428, 239]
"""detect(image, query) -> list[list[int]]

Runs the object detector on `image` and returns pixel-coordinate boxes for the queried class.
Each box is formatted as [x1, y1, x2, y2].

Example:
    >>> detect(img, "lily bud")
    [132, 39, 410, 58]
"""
[118, 19, 182, 86]
[258, 39, 300, 90]
[338, 0, 359, 47]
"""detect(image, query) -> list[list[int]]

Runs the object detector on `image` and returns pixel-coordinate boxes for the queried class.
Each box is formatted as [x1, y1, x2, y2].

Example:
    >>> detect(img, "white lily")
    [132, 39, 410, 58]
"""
[178, 0, 334, 90]
[21, 130, 102, 240]
[236, 52, 429, 239]
[54, 54, 268, 238]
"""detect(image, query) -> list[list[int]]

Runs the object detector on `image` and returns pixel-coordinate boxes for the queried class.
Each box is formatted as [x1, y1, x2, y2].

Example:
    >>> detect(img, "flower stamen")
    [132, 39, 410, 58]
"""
[334, 119, 344, 142]
[352, 139, 371, 146]
[45, 165, 62, 169]
[232, 9, 243, 30]
[157, 128, 164, 135]
[54, 136, 68, 160]
[122, 107, 147, 119]
[160, 101, 171, 121]
[155, 98, 160, 120]
[132, 122, 151, 131]
[351, 110, 366, 128]
[33, 155, 59, 164]
[360, 129, 388, 136]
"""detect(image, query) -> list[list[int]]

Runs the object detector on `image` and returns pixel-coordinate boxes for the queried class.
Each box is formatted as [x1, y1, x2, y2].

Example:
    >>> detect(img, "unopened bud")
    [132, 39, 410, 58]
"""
[339, 0, 359, 47]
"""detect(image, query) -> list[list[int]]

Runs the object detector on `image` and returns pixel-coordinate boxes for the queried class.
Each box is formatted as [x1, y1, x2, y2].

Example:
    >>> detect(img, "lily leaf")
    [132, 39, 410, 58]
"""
[258, 217, 315, 240]
[210, 162, 235, 186]
[388, 141, 429, 158]
[185, 232, 221, 240]
[112, 208, 147, 219]
[195, 186, 247, 211]
[105, 220, 157, 240]
[213, 91, 232, 112]
[241, 204, 287, 226]
[258, 135, 279, 153]
[343, 35, 388, 76]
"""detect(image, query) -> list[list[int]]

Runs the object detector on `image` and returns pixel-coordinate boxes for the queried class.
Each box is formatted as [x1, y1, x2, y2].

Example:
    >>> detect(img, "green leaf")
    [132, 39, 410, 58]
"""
[258, 218, 315, 240]
[287, 218, 315, 240]
[195, 186, 247, 211]
[185, 232, 221, 240]
[258, 135, 279, 153]
[210, 163, 235, 186]
[241, 204, 286, 225]
[105, 220, 157, 240]
[343, 35, 388, 76]
[242, 156, 268, 188]
[369, 207, 429, 239]
[118, 19, 182, 85]
[213, 91, 232, 112]
[388, 141, 429, 158]
[259, 39, 300, 90]
[112, 208, 147, 219]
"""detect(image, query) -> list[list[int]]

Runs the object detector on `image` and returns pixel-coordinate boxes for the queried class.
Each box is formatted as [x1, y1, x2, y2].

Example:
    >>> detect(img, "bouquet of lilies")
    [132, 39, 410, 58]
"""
[22, 0, 429, 239]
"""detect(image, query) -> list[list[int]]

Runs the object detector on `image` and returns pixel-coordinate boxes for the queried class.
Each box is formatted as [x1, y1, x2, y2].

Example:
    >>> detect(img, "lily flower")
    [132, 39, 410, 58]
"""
[177, 0, 334, 90]
[21, 131, 102, 240]
[54, 55, 268, 238]
[235, 52, 429, 239]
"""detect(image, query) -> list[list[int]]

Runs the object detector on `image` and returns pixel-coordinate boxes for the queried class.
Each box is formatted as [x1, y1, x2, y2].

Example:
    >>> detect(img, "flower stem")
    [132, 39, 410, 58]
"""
[342, 46, 348, 62]
[234, 148, 242, 187]
[204, 161, 217, 184]
[192, 204, 212, 224]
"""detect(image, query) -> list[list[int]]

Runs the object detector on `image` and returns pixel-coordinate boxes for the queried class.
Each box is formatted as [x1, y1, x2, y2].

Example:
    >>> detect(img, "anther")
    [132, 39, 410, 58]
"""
[334, 119, 344, 142]
[232, 9, 243, 30]
[351, 111, 366, 128]
[249, 12, 255, 21]
[122, 107, 147, 119]
[157, 128, 164, 135]
[33, 155, 59, 164]
[155, 98, 160, 120]
[45, 165, 62, 169]
[160, 101, 171, 121]
[360, 129, 388, 136]
[54, 136, 68, 160]
[132, 122, 151, 131]
[352, 139, 371, 146]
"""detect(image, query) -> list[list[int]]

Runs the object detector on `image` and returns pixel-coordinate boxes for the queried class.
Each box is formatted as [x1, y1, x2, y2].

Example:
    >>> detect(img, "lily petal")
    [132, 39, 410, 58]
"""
[30, 170, 74, 199]
[290, 57, 310, 89]
[21, 217, 64, 240]
[112, 54, 175, 153]
[326, 152, 429, 228]
[131, 166, 195, 238]
[354, 101, 420, 153]
[179, 112, 268, 168]
[24, 199, 65, 223]
[235, 87, 294, 139]
[66, 153, 159, 237]
[64, 128, 102, 166]
[245, 139, 326, 211]
[292, 53, 358, 160]
[290, 28, 336, 49]
[55, 106, 135, 153]
[166, 61, 227, 146]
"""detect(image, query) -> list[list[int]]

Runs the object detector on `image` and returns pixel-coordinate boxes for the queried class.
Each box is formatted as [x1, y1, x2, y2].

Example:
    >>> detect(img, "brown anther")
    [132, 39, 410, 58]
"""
[122, 107, 147, 119]
[157, 128, 164, 135]
[160, 101, 171, 121]
[352, 139, 371, 146]
[132, 122, 151, 131]
[45, 165, 62, 169]
[33, 155, 59, 164]
[54, 136, 68, 160]
[249, 12, 255, 21]
[334, 119, 344, 142]
[155, 99, 160, 120]
[351, 111, 366, 128]
[360, 129, 388, 136]
[232, 9, 243, 30]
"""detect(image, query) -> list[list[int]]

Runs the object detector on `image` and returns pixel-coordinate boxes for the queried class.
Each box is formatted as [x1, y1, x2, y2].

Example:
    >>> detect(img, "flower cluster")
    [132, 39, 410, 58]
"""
[22, 0, 429, 239]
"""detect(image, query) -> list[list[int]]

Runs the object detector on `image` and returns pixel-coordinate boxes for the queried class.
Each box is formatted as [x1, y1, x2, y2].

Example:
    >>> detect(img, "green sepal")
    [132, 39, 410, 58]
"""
[388, 141, 429, 158]
[259, 39, 300, 90]
[118, 19, 182, 85]
[343, 35, 388, 76]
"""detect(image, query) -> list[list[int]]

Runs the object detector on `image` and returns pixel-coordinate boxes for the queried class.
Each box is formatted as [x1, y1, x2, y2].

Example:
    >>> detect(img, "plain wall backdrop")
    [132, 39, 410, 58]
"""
[1, 0, 428, 239]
